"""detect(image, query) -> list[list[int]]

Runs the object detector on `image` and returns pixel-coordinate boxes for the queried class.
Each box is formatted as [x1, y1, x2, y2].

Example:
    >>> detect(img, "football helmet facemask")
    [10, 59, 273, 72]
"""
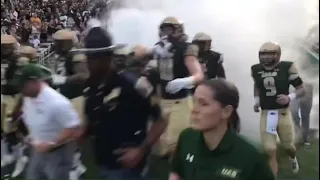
[259, 42, 281, 70]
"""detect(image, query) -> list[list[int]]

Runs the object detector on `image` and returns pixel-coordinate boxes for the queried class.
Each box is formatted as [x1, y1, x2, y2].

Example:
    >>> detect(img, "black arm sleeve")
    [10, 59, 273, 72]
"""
[217, 63, 226, 78]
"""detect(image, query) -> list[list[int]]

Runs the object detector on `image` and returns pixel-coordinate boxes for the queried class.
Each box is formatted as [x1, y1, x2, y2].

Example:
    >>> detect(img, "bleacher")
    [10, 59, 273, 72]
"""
[36, 43, 58, 73]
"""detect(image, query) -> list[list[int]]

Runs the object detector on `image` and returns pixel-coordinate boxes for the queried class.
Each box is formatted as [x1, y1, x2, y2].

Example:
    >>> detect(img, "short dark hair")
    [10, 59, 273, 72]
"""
[200, 78, 241, 133]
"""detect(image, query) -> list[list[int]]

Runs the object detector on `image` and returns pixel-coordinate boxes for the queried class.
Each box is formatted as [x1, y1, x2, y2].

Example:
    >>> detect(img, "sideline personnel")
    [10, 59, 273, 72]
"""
[12, 64, 81, 180]
[73, 27, 168, 179]
[170, 79, 275, 180]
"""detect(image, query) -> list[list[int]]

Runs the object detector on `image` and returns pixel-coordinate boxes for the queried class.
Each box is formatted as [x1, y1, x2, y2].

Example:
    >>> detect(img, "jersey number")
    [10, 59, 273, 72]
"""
[263, 77, 277, 96]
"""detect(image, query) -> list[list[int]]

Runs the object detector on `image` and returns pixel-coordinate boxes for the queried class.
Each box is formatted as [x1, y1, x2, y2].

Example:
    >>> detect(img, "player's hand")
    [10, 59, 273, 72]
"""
[253, 104, 260, 113]
[114, 147, 145, 168]
[276, 94, 290, 105]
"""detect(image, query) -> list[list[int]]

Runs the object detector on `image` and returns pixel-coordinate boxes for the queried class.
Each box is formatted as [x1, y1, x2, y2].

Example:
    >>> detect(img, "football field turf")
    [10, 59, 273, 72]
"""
[2, 96, 319, 180]
[78, 138, 319, 180]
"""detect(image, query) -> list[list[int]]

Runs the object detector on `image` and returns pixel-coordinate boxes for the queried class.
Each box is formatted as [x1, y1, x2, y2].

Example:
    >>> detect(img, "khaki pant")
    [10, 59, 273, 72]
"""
[260, 108, 295, 151]
[153, 96, 193, 156]
[1, 95, 20, 133]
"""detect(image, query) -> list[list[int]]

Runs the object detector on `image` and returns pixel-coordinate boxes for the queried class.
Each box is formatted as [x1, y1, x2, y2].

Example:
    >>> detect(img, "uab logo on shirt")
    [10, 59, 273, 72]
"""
[219, 167, 240, 179]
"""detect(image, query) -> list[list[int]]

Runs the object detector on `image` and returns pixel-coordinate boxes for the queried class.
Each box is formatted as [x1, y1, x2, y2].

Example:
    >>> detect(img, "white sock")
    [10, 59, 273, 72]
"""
[289, 156, 297, 162]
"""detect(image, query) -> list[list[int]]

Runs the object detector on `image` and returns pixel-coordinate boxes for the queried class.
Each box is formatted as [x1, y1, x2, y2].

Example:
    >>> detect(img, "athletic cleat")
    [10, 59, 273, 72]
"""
[289, 157, 300, 174]
[69, 164, 86, 180]
[77, 163, 87, 176]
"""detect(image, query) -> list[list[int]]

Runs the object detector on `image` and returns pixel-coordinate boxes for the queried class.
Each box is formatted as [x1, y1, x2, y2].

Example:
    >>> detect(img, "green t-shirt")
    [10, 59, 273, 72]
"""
[171, 128, 275, 180]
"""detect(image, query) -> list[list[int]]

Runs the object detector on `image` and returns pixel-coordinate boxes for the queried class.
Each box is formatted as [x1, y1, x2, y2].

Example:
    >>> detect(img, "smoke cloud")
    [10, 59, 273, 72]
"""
[103, 0, 319, 142]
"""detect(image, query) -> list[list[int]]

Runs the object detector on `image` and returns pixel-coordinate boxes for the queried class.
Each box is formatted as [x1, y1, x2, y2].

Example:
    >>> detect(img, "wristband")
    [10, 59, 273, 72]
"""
[288, 93, 297, 101]
[254, 96, 260, 105]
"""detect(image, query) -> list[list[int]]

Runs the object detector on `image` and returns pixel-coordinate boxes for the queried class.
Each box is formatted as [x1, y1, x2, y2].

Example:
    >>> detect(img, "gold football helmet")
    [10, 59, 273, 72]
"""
[18, 46, 37, 60]
[53, 29, 77, 54]
[192, 32, 212, 52]
[159, 16, 185, 41]
[259, 42, 281, 70]
[1, 35, 17, 58]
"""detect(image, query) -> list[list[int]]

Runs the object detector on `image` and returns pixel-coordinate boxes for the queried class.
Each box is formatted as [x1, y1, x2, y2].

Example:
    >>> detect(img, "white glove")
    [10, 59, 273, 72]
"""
[154, 36, 173, 58]
[165, 77, 194, 94]
[52, 74, 67, 85]
[160, 35, 172, 50]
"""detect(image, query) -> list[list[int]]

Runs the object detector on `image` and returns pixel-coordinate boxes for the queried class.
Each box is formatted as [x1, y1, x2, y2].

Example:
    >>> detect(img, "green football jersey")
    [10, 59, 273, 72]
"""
[251, 61, 294, 110]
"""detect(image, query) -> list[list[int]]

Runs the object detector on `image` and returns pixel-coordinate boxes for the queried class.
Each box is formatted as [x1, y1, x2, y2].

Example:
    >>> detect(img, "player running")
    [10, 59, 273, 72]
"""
[251, 42, 305, 176]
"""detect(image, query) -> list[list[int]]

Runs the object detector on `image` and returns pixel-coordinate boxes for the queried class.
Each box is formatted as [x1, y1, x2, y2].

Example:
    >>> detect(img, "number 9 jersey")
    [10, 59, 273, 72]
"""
[251, 61, 303, 110]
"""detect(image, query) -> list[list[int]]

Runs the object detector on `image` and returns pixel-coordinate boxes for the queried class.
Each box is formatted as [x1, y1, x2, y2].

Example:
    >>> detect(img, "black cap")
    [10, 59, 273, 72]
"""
[70, 27, 124, 56]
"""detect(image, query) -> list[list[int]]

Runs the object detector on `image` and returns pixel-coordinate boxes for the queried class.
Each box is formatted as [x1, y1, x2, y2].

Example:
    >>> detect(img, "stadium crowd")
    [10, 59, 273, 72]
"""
[1, 0, 90, 46]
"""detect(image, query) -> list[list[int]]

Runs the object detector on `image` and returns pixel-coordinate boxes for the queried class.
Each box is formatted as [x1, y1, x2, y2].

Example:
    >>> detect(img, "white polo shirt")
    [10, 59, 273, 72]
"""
[22, 85, 80, 142]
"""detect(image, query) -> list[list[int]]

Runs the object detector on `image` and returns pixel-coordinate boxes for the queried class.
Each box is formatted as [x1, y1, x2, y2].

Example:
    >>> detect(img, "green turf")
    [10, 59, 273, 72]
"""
[80, 138, 319, 180]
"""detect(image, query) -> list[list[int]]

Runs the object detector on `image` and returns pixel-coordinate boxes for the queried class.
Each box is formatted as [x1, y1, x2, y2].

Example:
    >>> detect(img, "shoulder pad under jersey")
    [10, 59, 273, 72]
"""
[279, 61, 293, 67]
[119, 70, 153, 98]
[251, 64, 263, 74]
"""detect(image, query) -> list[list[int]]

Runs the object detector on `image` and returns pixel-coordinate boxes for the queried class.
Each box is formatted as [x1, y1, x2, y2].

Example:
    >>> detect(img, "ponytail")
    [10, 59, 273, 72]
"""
[228, 110, 240, 133]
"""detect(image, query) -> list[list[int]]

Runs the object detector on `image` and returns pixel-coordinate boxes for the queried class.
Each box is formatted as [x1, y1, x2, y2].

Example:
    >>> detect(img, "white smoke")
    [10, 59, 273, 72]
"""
[102, 0, 318, 142]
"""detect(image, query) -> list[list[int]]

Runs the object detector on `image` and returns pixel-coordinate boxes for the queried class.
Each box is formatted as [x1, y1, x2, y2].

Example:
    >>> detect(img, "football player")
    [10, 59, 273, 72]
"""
[251, 42, 305, 176]
[192, 32, 226, 79]
[52, 29, 88, 180]
[1, 34, 20, 167]
[152, 17, 204, 157]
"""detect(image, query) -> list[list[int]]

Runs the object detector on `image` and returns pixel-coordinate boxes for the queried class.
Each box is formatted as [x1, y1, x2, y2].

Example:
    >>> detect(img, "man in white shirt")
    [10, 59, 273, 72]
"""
[11, 64, 81, 179]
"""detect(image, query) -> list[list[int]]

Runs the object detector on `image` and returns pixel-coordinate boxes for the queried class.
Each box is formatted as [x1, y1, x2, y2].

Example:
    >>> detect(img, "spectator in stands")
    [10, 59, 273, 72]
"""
[31, 13, 41, 38]
[31, 34, 40, 49]
[40, 21, 48, 42]
[20, 22, 31, 45]
[45, 7, 53, 21]
[31, 13, 41, 28]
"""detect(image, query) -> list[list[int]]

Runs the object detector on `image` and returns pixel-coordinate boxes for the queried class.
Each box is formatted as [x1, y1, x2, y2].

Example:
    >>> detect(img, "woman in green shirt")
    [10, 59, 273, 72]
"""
[170, 79, 275, 180]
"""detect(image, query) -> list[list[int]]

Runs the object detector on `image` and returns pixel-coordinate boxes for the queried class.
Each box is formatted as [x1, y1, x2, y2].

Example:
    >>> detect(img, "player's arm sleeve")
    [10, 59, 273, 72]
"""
[288, 63, 303, 87]
[251, 66, 260, 97]
[217, 54, 226, 78]
[53, 100, 81, 128]
[184, 44, 204, 83]
[184, 44, 199, 57]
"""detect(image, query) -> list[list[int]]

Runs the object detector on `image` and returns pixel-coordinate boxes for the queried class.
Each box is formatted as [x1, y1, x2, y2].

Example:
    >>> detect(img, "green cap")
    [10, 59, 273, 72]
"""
[11, 63, 45, 88]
